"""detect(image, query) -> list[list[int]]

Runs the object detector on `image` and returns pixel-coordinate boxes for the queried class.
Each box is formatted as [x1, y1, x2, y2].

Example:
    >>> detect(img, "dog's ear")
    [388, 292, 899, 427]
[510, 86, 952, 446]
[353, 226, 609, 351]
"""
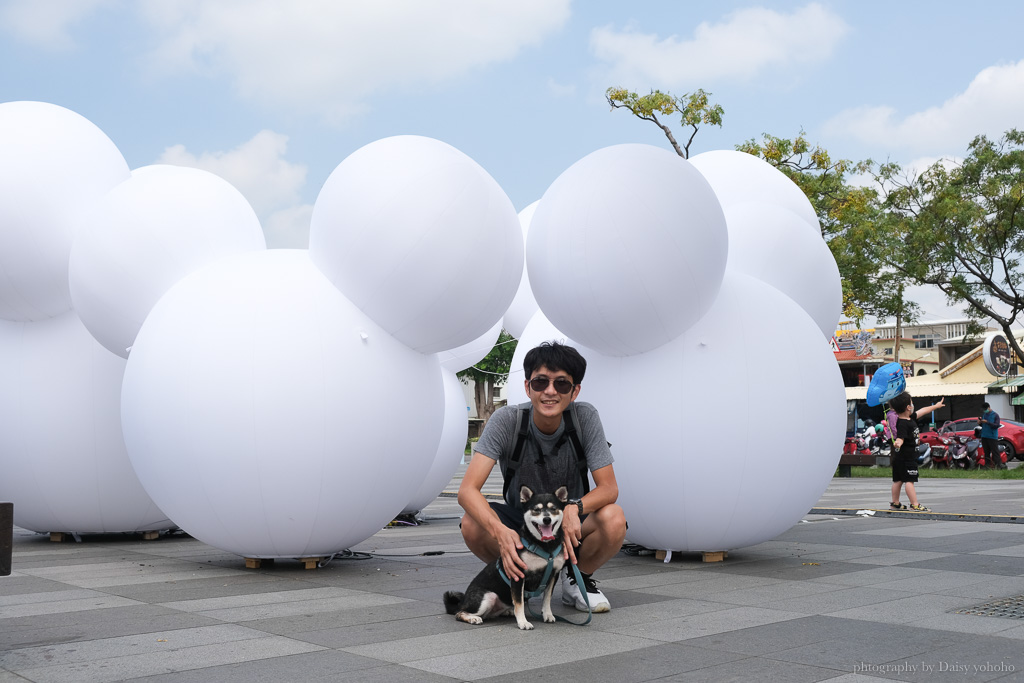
[555, 486, 568, 502]
[520, 486, 534, 504]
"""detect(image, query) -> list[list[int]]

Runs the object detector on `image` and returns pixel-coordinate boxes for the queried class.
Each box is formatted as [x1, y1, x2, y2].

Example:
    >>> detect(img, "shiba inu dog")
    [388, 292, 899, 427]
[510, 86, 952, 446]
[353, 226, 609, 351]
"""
[444, 485, 567, 630]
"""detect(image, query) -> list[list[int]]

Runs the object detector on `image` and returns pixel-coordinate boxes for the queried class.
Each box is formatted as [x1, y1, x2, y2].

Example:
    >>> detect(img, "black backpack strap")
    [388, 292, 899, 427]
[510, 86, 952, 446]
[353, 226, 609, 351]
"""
[564, 402, 590, 495]
[502, 402, 533, 503]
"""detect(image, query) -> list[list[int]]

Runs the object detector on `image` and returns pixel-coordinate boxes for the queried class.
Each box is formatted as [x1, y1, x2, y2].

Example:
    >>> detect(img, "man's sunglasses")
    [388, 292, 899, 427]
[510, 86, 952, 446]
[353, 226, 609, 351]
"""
[528, 376, 574, 394]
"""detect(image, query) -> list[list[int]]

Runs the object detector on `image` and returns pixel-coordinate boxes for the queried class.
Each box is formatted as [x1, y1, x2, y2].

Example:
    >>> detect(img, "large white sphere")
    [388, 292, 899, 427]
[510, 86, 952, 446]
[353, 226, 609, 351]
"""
[437, 318, 503, 373]
[528, 144, 728, 356]
[502, 201, 540, 339]
[308, 135, 523, 354]
[0, 312, 170, 533]
[69, 165, 267, 358]
[402, 370, 470, 514]
[573, 272, 845, 552]
[690, 150, 820, 235]
[0, 101, 130, 321]
[724, 202, 842, 338]
[121, 250, 444, 558]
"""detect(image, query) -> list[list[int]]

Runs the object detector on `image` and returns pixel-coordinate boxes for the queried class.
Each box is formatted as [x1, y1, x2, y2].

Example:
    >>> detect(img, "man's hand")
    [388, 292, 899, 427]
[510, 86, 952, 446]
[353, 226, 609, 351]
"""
[562, 505, 583, 565]
[497, 526, 527, 581]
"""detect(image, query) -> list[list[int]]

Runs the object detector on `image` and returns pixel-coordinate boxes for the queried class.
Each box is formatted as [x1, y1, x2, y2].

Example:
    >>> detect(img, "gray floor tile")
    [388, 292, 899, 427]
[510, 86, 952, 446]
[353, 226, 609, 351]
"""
[9, 637, 324, 683]
[661, 654, 842, 682]
[477, 642, 748, 683]
[602, 606, 806, 643]
[403, 630, 656, 681]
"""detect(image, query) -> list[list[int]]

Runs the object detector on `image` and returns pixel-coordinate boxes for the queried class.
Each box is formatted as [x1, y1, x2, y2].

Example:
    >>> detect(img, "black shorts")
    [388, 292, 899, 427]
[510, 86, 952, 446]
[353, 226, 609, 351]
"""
[892, 457, 919, 483]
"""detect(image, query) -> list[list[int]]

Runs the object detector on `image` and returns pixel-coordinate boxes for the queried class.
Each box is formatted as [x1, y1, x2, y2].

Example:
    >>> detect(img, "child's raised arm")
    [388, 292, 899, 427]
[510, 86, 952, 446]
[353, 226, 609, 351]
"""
[914, 397, 945, 419]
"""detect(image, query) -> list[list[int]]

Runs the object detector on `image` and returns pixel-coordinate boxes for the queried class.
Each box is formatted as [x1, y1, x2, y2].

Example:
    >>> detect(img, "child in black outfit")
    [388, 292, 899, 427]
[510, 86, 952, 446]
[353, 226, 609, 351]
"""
[889, 391, 945, 511]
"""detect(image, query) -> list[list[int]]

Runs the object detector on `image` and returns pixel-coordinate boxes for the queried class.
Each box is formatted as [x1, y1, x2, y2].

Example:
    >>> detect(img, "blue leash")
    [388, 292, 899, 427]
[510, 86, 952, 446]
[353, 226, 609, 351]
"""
[497, 535, 592, 626]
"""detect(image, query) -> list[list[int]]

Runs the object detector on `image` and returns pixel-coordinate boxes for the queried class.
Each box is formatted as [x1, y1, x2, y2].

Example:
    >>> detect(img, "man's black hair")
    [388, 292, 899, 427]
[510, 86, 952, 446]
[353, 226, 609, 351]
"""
[523, 341, 587, 384]
[890, 391, 913, 415]
[983, 402, 991, 409]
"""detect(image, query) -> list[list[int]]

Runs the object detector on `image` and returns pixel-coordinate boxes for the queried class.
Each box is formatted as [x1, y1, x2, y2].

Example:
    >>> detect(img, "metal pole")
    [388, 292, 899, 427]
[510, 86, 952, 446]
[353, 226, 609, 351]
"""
[0, 502, 12, 576]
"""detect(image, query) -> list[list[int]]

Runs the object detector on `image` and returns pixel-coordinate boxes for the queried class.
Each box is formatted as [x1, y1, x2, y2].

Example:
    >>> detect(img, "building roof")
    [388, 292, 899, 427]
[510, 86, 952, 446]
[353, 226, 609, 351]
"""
[833, 350, 877, 363]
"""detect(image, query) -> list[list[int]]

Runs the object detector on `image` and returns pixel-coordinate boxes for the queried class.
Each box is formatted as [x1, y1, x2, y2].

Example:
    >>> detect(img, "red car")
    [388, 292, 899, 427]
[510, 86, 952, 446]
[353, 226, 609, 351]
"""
[918, 418, 1024, 461]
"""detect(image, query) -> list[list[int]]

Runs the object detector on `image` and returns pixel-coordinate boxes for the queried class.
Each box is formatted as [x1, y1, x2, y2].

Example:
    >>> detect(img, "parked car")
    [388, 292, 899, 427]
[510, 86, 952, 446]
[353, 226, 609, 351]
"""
[918, 418, 1024, 461]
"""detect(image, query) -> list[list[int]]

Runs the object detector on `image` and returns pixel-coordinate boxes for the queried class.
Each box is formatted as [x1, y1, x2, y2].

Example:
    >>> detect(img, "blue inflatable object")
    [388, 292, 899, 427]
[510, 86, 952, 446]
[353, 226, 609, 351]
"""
[866, 362, 906, 406]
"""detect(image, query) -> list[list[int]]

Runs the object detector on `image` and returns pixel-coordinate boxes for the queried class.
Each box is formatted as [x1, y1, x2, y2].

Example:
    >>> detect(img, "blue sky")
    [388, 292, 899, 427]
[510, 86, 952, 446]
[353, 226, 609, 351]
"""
[2, 0, 1023, 326]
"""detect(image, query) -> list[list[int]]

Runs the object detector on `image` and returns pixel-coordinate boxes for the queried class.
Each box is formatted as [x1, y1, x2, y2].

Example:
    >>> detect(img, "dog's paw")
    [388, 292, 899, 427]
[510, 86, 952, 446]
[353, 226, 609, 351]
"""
[543, 612, 555, 623]
[517, 620, 534, 630]
[456, 613, 483, 625]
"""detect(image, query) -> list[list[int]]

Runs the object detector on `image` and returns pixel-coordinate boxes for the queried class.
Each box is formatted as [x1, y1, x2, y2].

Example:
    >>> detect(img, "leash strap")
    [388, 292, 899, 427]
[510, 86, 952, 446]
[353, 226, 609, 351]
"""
[496, 538, 592, 626]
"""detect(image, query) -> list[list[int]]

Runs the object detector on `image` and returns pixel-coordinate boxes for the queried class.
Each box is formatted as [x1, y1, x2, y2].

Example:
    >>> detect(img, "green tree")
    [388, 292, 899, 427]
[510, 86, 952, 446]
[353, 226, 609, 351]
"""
[874, 130, 1024, 361]
[457, 330, 518, 424]
[606, 87, 724, 158]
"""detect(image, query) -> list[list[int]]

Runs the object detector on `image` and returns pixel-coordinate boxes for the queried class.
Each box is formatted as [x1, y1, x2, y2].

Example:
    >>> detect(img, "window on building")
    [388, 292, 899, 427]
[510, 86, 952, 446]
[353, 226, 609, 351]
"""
[947, 323, 966, 338]
[913, 334, 939, 349]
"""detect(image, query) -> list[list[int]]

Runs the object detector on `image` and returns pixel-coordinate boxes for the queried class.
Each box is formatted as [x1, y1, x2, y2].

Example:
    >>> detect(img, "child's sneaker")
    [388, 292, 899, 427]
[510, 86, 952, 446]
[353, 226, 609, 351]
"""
[909, 504, 930, 511]
[889, 502, 907, 510]
[561, 567, 610, 613]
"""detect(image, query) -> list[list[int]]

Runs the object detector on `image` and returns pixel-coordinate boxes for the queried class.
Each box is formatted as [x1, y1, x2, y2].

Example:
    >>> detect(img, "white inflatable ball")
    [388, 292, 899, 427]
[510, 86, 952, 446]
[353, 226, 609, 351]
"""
[724, 202, 842, 338]
[402, 370, 470, 515]
[69, 165, 267, 358]
[690, 149, 820, 235]
[309, 135, 523, 354]
[578, 272, 845, 552]
[0, 312, 170, 533]
[0, 101, 130, 321]
[502, 201, 541, 339]
[121, 249, 444, 559]
[437, 318, 503, 373]
[528, 144, 728, 356]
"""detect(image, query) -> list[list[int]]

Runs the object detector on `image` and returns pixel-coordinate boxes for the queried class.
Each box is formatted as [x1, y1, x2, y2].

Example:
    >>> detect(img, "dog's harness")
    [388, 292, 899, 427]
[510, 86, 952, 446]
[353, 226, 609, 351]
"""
[496, 534, 592, 626]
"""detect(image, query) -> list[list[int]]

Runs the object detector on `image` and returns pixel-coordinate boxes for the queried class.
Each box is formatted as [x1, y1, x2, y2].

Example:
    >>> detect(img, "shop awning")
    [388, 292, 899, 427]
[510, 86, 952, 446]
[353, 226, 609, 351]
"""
[845, 380, 998, 401]
[987, 376, 1024, 389]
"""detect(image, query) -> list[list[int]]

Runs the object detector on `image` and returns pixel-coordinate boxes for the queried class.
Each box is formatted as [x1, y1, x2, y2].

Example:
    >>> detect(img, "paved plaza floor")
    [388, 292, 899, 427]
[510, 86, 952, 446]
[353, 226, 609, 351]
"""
[4, 472, 1024, 682]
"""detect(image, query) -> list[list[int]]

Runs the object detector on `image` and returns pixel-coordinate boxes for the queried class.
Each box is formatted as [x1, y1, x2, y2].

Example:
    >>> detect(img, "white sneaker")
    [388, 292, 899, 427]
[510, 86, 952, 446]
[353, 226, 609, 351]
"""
[561, 566, 610, 612]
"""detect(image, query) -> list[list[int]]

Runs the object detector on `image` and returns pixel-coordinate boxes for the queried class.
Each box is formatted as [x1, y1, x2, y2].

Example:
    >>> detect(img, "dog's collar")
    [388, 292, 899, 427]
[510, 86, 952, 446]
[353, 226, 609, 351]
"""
[496, 535, 562, 598]
[519, 534, 562, 560]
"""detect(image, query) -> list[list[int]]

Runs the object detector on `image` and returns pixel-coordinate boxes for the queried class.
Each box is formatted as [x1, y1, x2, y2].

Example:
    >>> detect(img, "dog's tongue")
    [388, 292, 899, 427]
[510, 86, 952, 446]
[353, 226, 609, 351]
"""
[538, 523, 556, 541]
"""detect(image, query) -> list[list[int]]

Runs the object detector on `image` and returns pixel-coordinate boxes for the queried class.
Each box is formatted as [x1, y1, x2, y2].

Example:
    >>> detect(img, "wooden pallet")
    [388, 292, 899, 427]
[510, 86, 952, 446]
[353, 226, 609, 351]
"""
[244, 557, 322, 570]
[655, 550, 728, 563]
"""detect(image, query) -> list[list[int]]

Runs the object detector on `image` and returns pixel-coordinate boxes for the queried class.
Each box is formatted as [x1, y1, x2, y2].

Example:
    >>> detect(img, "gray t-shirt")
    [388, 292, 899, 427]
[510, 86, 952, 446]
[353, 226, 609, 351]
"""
[474, 401, 614, 508]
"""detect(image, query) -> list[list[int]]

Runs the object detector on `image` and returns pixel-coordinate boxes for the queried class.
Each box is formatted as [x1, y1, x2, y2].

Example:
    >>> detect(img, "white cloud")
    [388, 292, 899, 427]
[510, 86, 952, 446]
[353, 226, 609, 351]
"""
[263, 204, 313, 250]
[824, 60, 1024, 156]
[157, 129, 307, 217]
[139, 0, 571, 121]
[590, 3, 848, 89]
[0, 0, 113, 49]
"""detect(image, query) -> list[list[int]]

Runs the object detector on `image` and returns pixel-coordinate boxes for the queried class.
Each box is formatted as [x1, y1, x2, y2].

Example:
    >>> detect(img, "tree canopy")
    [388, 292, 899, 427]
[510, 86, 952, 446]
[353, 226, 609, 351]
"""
[457, 330, 518, 423]
[606, 87, 723, 158]
[874, 129, 1024, 359]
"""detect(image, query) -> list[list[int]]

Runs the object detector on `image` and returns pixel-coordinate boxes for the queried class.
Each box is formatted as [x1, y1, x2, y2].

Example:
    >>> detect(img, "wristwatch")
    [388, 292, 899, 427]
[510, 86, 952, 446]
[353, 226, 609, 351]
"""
[568, 498, 584, 516]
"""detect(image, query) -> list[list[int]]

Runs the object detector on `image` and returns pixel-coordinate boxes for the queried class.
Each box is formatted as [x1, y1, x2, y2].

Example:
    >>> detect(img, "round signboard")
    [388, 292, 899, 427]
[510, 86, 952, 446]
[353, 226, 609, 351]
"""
[983, 333, 1013, 376]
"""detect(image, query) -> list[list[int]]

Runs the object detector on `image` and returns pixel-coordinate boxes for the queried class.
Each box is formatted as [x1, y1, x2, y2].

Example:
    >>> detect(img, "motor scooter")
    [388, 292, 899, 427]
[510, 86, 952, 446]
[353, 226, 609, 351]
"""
[928, 436, 953, 469]
[948, 434, 977, 470]
[915, 442, 932, 468]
